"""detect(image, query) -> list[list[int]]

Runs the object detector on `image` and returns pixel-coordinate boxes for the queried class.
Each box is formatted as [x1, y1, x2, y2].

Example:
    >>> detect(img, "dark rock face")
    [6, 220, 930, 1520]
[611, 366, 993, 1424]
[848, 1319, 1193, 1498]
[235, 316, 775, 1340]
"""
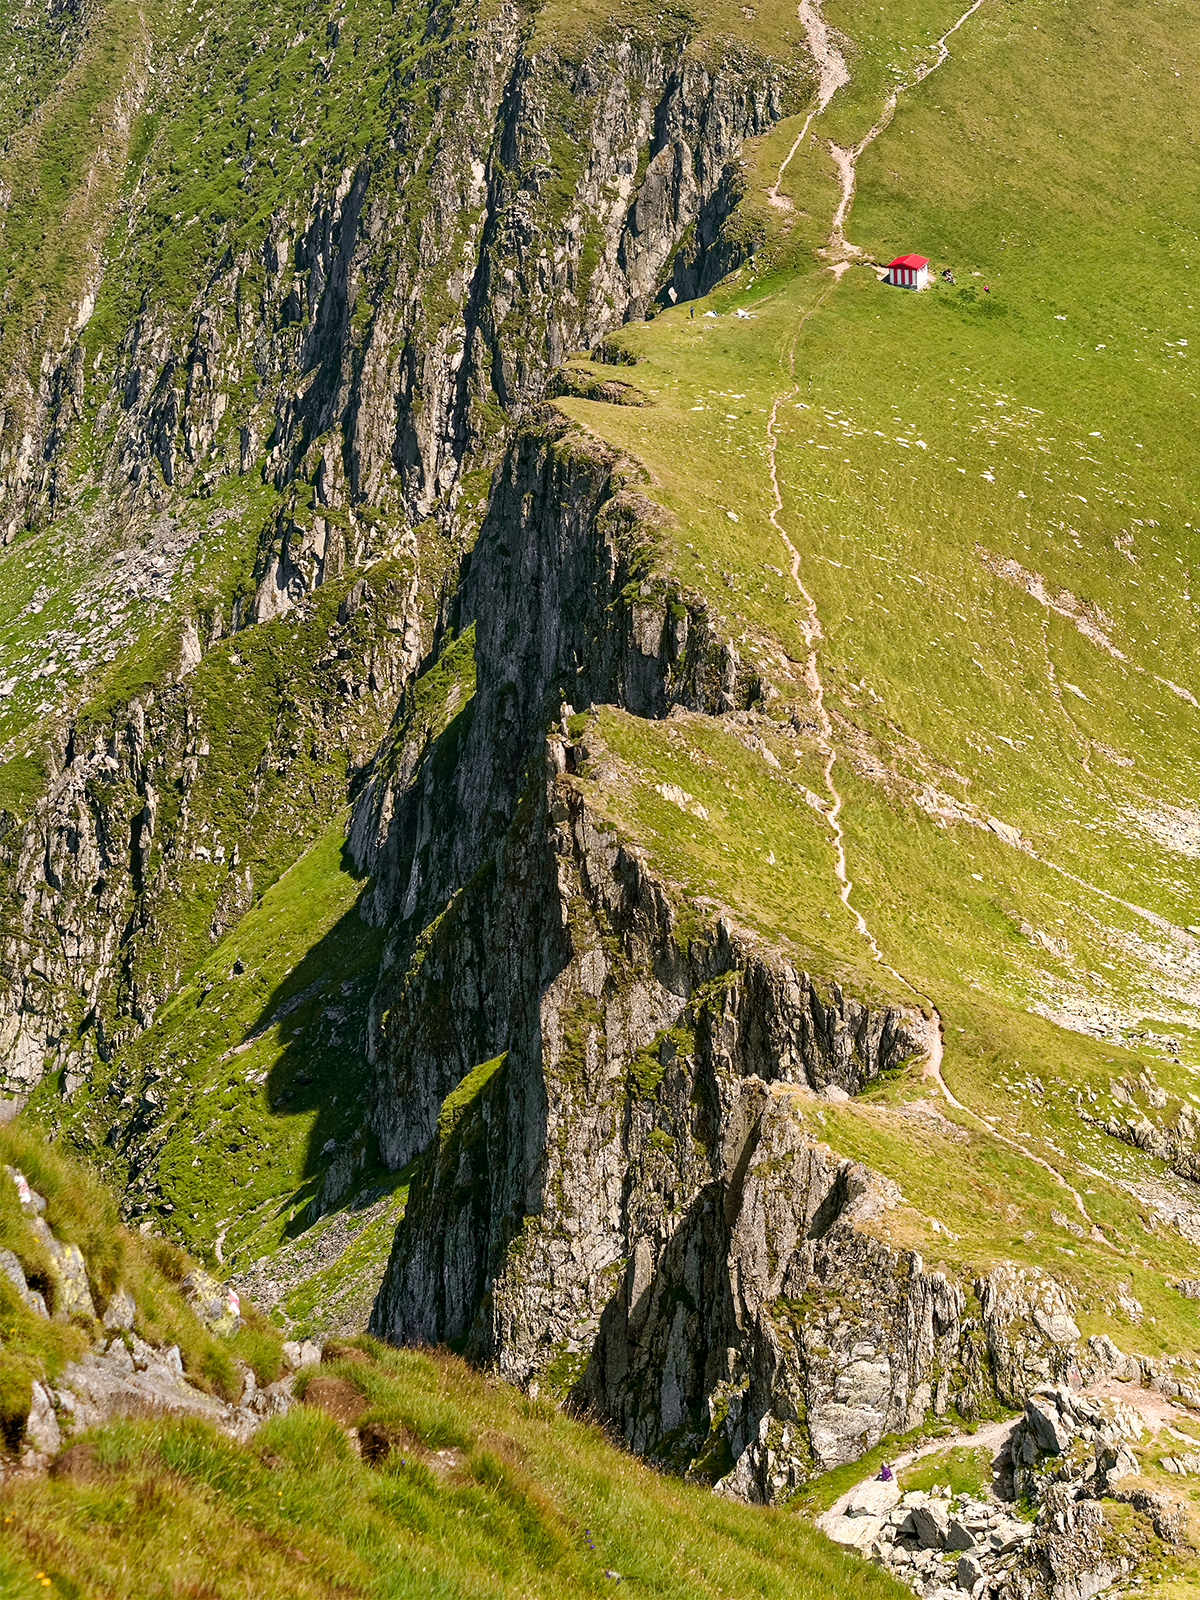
[0, 5, 801, 1110]
[356, 412, 957, 1492]
[349, 413, 756, 926]
[5, 10, 800, 576]
[357, 416, 1114, 1502]
[367, 768, 938, 1489]
[0, 577, 418, 1098]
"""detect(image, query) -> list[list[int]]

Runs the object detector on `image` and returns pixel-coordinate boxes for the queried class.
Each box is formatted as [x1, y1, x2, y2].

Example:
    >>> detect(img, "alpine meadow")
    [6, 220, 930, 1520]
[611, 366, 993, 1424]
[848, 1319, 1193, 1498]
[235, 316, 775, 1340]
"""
[1, 0, 1200, 1593]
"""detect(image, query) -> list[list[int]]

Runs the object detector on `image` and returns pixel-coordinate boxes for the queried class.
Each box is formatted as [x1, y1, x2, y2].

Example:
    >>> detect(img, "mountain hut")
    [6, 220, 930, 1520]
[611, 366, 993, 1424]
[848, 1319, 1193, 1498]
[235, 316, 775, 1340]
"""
[885, 255, 930, 289]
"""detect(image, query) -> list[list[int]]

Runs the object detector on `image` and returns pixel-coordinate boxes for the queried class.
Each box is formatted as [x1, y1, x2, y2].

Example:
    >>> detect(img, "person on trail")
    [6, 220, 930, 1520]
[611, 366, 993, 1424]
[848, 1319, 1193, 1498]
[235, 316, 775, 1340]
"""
[690, 307, 694, 319]
[983, 284, 990, 293]
[878, 1462, 894, 1482]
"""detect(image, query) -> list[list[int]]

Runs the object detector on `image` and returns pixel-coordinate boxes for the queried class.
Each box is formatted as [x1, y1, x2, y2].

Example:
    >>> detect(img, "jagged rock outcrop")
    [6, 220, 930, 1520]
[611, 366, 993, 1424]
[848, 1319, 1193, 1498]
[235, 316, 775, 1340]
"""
[0, 0, 806, 1131]
[349, 405, 1130, 1502]
[367, 744, 939, 1485]
[0, 1166, 291, 1473]
[5, 0, 805, 586]
[350, 411, 758, 926]
[0, 562, 418, 1101]
[1081, 1069, 1200, 1186]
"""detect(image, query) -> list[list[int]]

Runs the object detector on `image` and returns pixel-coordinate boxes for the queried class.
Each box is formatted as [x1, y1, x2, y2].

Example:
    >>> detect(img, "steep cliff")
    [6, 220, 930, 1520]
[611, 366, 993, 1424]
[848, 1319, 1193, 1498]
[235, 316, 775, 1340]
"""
[0, 557, 420, 1101]
[367, 746, 942, 1490]
[1, 0, 804, 564]
[0, 0, 807, 1125]
[5, 2, 1200, 1586]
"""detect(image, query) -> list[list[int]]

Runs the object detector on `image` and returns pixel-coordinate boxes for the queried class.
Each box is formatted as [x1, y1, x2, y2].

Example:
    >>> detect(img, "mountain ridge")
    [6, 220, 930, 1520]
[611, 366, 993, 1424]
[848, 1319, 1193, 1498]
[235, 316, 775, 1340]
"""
[4, 0, 1200, 1592]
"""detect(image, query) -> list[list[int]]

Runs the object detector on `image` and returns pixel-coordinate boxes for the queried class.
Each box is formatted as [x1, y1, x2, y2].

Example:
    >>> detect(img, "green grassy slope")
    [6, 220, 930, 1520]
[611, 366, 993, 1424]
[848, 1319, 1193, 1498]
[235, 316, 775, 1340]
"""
[40, 817, 386, 1262]
[27, 618, 480, 1328]
[0, 1339, 907, 1600]
[547, 0, 1200, 1342]
[0, 1136, 901, 1600]
[0, 1120, 283, 1439]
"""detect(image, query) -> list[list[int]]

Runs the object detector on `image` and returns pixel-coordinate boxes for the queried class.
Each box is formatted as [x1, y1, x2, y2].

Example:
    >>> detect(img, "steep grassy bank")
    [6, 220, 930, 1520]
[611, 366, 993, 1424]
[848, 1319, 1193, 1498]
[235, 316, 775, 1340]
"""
[0, 1339, 906, 1600]
[0, 1121, 282, 1440]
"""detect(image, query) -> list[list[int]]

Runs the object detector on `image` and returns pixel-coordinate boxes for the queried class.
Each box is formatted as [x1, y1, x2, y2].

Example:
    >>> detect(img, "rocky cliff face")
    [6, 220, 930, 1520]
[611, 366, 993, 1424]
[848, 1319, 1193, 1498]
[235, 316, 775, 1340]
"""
[367, 758, 937, 1485]
[0, 0, 804, 1122]
[350, 411, 756, 927]
[3, 0, 803, 590]
[364, 726, 1108, 1499]
[355, 409, 1147, 1504]
[0, 563, 419, 1100]
[7, 0, 1194, 1556]
[353, 411, 969, 1493]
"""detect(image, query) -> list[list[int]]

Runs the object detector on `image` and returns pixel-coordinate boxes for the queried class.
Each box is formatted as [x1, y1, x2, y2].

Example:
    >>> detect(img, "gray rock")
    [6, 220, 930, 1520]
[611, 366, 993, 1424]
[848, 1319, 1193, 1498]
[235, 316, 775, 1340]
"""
[25, 1381, 60, 1456]
[822, 1511, 886, 1550]
[1025, 1392, 1070, 1455]
[945, 1517, 977, 1552]
[987, 1519, 1031, 1554]
[846, 1478, 901, 1518]
[130, 1335, 157, 1370]
[910, 1502, 950, 1549]
[955, 1552, 984, 1590]
[1035, 1485, 1128, 1600]
[1033, 1307, 1081, 1345]
[101, 1287, 136, 1331]
[1104, 1445, 1139, 1490]
[30, 1218, 95, 1321]
[0, 1246, 27, 1299]
[180, 1269, 241, 1336]
[0, 1246, 47, 1318]
[104, 1338, 135, 1373]
[54, 1336, 289, 1444]
[6, 1168, 45, 1214]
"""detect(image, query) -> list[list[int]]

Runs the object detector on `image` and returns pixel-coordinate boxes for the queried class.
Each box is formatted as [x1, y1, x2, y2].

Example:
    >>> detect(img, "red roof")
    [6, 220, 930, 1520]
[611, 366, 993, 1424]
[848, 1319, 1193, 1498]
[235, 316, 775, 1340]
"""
[887, 255, 929, 269]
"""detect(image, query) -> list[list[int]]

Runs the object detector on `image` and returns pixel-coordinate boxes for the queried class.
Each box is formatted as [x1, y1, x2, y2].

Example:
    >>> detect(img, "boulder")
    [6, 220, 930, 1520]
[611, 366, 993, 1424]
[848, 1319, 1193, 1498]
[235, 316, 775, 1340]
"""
[945, 1516, 977, 1552]
[180, 1268, 242, 1336]
[1025, 1392, 1070, 1455]
[0, 1246, 48, 1317]
[956, 1552, 984, 1591]
[910, 1501, 950, 1549]
[821, 1512, 886, 1550]
[1033, 1308, 1081, 1345]
[29, 1218, 95, 1321]
[25, 1381, 60, 1457]
[846, 1478, 901, 1519]
[58, 1347, 233, 1431]
[988, 1519, 1032, 1554]
[101, 1287, 136, 1331]
[280, 1338, 322, 1370]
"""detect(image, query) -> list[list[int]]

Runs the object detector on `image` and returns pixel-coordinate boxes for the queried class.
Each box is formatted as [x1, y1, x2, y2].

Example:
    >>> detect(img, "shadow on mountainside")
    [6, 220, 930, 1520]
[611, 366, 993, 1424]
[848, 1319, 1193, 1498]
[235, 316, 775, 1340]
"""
[248, 842, 387, 1241]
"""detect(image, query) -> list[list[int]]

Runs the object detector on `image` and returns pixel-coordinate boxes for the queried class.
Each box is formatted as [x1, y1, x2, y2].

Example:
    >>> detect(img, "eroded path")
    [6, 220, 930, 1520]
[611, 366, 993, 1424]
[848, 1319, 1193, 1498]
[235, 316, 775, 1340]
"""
[827, 0, 989, 261]
[766, 0, 1108, 1241]
[766, 0, 849, 207]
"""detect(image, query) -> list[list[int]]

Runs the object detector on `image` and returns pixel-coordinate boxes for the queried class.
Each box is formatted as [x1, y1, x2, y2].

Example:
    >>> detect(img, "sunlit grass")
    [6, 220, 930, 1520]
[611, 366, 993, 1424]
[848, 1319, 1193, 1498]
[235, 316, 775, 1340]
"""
[0, 1342, 909, 1600]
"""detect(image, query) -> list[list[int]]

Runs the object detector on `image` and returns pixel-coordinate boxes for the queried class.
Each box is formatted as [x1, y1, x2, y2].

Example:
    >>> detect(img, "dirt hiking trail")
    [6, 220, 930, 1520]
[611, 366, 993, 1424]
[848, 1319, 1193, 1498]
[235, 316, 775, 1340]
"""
[765, 0, 1109, 1242]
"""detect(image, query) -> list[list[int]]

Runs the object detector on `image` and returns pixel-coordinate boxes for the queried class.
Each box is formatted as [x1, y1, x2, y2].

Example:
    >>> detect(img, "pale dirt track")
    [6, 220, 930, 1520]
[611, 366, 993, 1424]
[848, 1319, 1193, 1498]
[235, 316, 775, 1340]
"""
[765, 0, 1108, 1242]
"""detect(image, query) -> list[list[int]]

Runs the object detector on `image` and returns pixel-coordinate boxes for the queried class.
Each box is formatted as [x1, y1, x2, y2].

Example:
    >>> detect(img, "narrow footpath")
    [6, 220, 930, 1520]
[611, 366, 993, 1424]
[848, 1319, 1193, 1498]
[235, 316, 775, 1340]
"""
[766, 0, 1109, 1242]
